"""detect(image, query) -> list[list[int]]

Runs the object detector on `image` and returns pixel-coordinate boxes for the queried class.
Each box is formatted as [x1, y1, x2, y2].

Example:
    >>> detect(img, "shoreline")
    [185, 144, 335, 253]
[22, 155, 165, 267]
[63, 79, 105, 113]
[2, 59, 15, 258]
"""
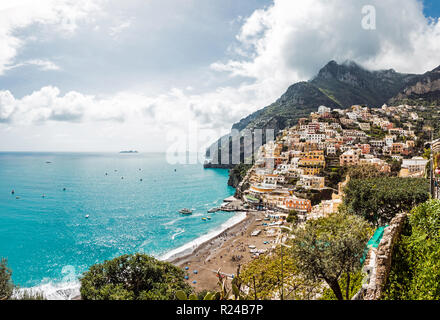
[161, 211, 249, 262]
[168, 211, 253, 265]
[169, 209, 275, 293]
[22, 208, 250, 300]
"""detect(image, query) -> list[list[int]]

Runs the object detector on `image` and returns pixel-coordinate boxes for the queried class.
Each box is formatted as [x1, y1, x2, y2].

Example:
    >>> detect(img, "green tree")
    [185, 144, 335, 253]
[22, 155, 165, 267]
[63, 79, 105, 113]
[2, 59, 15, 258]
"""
[291, 213, 371, 300]
[0, 258, 14, 301]
[239, 247, 318, 300]
[80, 253, 192, 300]
[346, 164, 386, 180]
[286, 210, 299, 224]
[343, 177, 430, 226]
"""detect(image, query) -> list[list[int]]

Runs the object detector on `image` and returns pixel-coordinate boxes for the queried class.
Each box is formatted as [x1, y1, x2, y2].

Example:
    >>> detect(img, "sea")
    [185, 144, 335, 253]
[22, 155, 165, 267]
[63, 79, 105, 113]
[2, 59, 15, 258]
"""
[0, 152, 239, 299]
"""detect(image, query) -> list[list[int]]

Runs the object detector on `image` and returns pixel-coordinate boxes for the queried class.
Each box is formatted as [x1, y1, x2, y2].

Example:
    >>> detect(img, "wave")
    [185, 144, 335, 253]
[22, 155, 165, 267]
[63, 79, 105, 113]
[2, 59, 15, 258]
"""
[16, 280, 80, 300]
[171, 228, 185, 240]
[158, 212, 247, 261]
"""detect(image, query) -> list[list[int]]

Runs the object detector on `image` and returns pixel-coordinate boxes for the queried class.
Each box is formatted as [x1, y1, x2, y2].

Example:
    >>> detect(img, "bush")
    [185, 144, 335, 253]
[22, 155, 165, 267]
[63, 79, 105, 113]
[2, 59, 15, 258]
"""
[343, 177, 430, 226]
[384, 200, 440, 300]
[80, 253, 192, 300]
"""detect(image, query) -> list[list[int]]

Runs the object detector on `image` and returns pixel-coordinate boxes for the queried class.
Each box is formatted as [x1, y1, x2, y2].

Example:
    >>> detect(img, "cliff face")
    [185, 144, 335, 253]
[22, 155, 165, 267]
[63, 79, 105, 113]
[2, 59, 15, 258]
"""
[390, 66, 440, 104]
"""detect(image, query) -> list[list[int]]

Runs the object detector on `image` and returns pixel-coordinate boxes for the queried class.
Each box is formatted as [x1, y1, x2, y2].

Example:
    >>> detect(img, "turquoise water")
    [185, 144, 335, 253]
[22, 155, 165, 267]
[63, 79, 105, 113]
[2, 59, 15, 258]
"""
[0, 152, 235, 290]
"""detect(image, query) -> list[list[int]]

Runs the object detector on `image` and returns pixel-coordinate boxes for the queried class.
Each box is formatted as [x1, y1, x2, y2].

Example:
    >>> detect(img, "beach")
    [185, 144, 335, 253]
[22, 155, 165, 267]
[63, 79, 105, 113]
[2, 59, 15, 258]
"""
[169, 209, 279, 293]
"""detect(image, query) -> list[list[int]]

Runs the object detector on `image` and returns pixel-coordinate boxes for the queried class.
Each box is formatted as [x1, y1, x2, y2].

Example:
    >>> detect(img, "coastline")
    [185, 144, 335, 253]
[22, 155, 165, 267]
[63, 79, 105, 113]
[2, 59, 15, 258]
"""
[169, 209, 275, 293]
[160, 211, 249, 262]
[23, 208, 250, 300]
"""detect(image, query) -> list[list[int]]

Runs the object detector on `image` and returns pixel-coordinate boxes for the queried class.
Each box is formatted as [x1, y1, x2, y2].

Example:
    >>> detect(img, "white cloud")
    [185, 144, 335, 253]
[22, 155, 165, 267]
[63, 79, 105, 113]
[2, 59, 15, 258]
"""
[213, 0, 440, 93]
[2, 0, 440, 152]
[109, 20, 133, 38]
[0, 0, 102, 75]
[5, 59, 61, 71]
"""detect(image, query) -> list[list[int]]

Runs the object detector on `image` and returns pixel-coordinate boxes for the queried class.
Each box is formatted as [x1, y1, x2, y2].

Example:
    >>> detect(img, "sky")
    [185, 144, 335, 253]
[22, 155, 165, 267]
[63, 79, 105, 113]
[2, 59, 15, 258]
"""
[0, 0, 440, 152]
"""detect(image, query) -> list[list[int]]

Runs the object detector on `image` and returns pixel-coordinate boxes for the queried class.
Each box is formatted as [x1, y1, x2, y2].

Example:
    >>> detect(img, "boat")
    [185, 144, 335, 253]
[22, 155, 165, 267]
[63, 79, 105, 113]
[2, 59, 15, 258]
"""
[179, 208, 193, 215]
[207, 216, 212, 220]
[11, 190, 14, 195]
[207, 207, 219, 213]
[202, 218, 207, 221]
[85, 215, 89, 219]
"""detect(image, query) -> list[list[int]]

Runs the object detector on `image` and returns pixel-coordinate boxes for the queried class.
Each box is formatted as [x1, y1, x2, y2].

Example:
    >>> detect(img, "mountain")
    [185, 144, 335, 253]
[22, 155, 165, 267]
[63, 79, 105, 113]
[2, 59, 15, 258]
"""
[232, 60, 417, 133]
[390, 64, 440, 104]
[205, 60, 440, 166]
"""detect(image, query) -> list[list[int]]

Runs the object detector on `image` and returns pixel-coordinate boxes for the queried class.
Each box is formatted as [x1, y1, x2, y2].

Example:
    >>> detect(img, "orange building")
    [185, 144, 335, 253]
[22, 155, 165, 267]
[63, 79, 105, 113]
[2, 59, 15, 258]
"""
[283, 196, 312, 213]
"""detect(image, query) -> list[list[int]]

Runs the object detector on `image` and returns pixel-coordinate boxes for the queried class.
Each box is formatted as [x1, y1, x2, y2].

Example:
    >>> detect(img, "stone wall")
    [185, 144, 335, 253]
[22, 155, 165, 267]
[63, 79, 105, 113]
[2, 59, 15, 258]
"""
[352, 213, 407, 300]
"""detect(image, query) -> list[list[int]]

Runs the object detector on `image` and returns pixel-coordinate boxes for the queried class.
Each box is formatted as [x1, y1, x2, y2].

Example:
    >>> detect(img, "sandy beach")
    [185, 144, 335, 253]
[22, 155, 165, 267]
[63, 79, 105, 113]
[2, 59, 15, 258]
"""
[170, 210, 280, 293]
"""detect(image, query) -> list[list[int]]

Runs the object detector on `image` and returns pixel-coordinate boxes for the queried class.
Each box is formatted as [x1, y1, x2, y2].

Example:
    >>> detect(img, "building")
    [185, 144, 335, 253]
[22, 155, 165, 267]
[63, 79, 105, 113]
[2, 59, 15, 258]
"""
[400, 157, 429, 177]
[340, 149, 360, 166]
[281, 196, 312, 213]
[299, 175, 325, 189]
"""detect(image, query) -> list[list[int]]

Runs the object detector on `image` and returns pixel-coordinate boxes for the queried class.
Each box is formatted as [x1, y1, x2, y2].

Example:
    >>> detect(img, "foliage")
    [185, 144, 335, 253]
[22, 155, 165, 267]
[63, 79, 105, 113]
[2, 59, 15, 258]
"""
[286, 210, 299, 224]
[383, 200, 440, 300]
[346, 164, 387, 180]
[239, 247, 319, 300]
[319, 271, 364, 300]
[343, 177, 430, 226]
[291, 213, 371, 300]
[0, 258, 14, 301]
[80, 253, 192, 300]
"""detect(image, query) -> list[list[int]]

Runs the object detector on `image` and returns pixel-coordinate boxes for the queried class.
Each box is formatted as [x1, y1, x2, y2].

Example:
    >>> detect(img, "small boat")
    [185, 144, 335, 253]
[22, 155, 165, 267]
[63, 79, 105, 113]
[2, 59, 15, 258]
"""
[202, 218, 207, 221]
[11, 190, 15, 195]
[63, 188, 66, 191]
[85, 215, 89, 219]
[140, 179, 143, 182]
[42, 194, 45, 198]
[179, 208, 193, 215]
[207, 216, 212, 220]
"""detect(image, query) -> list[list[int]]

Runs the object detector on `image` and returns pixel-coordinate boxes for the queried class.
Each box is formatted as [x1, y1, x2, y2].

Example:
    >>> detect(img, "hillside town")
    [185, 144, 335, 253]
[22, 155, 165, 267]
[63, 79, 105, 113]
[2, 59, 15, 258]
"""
[239, 104, 437, 221]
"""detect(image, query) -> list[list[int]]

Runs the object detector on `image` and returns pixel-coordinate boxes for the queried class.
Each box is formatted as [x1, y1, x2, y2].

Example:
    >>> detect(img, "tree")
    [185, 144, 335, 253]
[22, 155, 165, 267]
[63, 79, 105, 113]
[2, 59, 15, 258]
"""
[0, 258, 14, 301]
[80, 253, 192, 300]
[286, 210, 299, 224]
[239, 247, 318, 300]
[346, 164, 386, 180]
[291, 213, 371, 300]
[343, 177, 430, 226]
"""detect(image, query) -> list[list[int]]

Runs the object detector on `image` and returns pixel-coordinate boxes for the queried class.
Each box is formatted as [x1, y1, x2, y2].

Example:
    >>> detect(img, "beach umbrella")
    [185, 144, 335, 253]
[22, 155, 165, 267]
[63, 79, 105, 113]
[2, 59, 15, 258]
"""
[193, 270, 198, 274]
[184, 276, 189, 280]
[185, 266, 189, 270]
[193, 281, 197, 284]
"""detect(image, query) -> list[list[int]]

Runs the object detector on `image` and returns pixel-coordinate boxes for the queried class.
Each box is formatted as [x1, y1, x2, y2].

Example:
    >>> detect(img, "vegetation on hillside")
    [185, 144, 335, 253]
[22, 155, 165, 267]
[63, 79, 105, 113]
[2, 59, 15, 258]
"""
[80, 253, 192, 300]
[383, 200, 440, 300]
[239, 247, 319, 300]
[343, 177, 430, 226]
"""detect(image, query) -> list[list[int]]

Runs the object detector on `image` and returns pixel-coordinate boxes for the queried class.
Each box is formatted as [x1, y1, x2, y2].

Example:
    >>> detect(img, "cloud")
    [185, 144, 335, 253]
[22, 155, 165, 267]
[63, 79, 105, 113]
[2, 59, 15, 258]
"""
[109, 20, 133, 38]
[0, 0, 102, 75]
[5, 59, 61, 71]
[213, 0, 440, 92]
